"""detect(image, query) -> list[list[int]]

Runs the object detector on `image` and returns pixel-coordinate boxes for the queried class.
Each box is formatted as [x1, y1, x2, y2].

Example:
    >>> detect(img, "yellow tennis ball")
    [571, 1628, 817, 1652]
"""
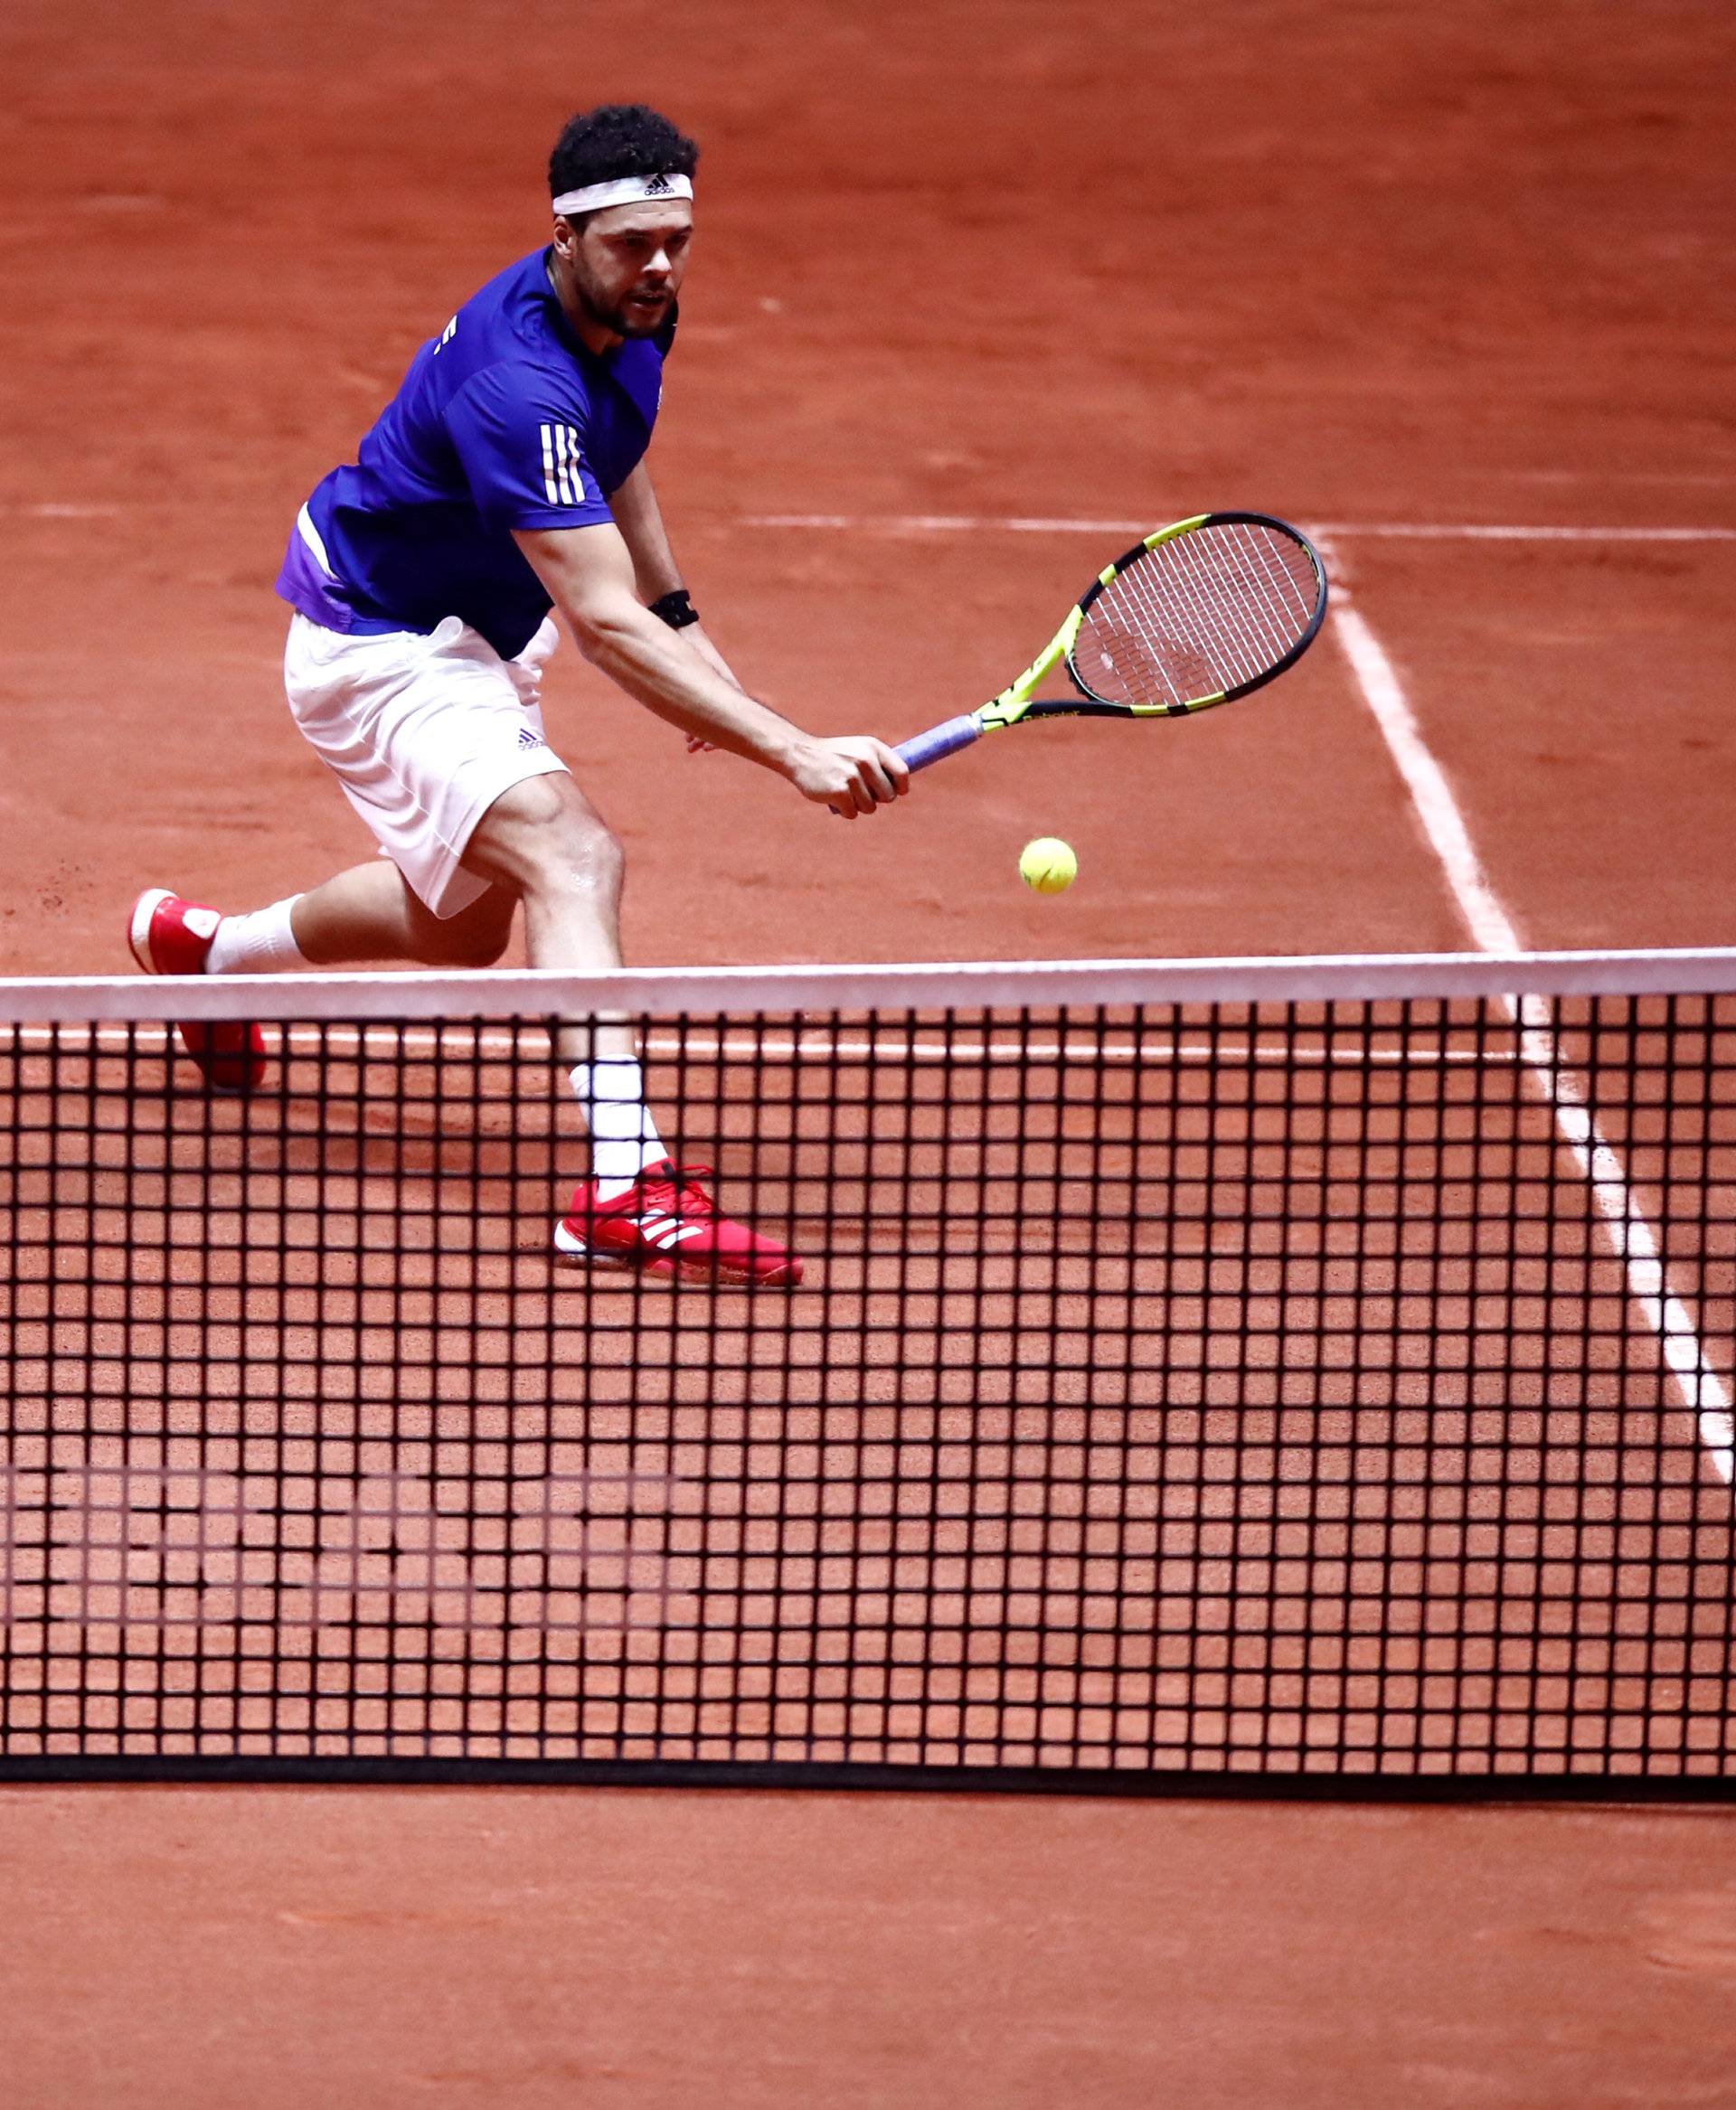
[1019, 837, 1078, 895]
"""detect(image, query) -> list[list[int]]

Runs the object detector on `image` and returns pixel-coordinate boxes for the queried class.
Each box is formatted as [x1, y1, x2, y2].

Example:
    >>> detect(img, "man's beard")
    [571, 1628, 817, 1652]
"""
[574, 271, 668, 340]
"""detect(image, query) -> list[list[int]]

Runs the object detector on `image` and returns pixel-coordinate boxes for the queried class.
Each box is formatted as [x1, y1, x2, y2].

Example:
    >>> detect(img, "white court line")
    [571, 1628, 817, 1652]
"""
[1326, 564, 1735, 1484]
[1315, 523, 1735, 542]
[6, 504, 1730, 541]
[2, 503, 126, 520]
[741, 513, 1736, 542]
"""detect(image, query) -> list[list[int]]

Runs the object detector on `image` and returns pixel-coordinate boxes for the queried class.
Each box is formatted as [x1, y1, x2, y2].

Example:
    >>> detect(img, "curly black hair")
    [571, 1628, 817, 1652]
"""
[548, 104, 699, 204]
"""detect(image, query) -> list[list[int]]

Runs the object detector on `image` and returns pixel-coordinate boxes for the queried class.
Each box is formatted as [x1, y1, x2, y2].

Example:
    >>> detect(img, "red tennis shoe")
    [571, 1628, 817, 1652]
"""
[554, 1159, 803, 1287]
[127, 887, 267, 1094]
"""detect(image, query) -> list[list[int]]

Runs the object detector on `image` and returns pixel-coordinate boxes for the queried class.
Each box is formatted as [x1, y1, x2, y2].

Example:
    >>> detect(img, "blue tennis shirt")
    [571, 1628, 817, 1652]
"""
[278, 248, 669, 660]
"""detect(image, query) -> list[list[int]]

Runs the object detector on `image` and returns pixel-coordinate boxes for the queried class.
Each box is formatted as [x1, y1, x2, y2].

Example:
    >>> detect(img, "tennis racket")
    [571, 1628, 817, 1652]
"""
[896, 513, 1327, 771]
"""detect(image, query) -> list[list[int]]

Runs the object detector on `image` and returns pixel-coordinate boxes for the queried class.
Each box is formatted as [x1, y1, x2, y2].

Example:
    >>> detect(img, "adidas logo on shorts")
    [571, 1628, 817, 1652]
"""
[517, 729, 544, 749]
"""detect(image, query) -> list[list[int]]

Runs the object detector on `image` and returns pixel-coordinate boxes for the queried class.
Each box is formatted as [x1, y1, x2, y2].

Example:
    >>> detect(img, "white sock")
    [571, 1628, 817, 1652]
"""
[570, 1056, 665, 1196]
[205, 896, 307, 975]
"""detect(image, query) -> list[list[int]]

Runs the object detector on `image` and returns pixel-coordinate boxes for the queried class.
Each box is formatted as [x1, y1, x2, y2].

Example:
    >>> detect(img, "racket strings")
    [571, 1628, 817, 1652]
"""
[1104, 526, 1310, 701]
[1074, 522, 1321, 709]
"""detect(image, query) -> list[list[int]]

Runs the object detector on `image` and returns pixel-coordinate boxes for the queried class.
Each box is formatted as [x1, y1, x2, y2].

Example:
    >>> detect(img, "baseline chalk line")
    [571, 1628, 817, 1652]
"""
[740, 513, 1736, 542]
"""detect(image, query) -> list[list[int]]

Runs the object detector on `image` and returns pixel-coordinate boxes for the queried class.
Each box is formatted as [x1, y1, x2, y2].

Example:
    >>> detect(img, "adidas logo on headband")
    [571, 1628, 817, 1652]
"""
[552, 171, 694, 215]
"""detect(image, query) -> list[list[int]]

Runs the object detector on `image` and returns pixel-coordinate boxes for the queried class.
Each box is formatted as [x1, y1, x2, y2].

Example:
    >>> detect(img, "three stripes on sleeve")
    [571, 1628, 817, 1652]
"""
[539, 423, 592, 507]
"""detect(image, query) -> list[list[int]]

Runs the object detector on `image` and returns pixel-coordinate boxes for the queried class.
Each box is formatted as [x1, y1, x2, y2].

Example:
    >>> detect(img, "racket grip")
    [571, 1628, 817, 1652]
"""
[896, 715, 983, 773]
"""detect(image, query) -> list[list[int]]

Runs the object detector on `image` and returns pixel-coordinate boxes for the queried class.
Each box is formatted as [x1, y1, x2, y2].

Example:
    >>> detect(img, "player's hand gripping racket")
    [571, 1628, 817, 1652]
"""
[896, 513, 1327, 771]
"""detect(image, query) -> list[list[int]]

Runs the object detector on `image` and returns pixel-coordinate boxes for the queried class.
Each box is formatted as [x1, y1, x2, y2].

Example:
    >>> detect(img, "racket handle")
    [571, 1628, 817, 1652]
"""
[896, 715, 983, 773]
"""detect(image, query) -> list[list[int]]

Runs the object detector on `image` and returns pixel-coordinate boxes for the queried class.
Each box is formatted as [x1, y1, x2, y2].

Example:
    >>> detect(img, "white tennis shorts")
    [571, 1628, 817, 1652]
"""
[283, 611, 570, 918]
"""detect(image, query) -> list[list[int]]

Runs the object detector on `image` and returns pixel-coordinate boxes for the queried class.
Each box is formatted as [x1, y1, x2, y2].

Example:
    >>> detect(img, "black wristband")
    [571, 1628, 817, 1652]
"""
[648, 589, 700, 630]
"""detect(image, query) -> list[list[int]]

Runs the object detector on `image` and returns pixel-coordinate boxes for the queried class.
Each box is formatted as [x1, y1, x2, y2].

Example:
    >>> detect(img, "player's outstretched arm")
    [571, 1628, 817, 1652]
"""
[606, 461, 682, 597]
[515, 522, 909, 818]
[607, 459, 741, 747]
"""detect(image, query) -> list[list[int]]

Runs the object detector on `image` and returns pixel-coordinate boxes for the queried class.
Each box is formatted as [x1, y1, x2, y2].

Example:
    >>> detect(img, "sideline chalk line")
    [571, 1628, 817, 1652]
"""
[5, 504, 1731, 542]
[741, 514, 1736, 542]
[1322, 547, 1735, 1484]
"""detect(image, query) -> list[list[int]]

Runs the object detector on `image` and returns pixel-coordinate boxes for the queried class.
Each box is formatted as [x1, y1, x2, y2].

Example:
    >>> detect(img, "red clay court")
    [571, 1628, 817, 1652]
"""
[3, 1, 1735, 2104]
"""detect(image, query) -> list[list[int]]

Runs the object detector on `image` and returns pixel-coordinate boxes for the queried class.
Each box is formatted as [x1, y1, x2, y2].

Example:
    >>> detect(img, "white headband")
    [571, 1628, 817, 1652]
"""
[552, 173, 693, 216]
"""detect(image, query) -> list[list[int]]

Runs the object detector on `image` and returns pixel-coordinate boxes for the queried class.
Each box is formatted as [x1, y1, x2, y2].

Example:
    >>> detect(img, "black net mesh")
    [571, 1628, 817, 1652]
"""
[2, 973, 1734, 1793]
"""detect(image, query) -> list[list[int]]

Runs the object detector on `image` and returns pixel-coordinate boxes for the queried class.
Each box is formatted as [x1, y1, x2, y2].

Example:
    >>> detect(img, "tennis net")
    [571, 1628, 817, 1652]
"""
[2, 951, 1734, 1796]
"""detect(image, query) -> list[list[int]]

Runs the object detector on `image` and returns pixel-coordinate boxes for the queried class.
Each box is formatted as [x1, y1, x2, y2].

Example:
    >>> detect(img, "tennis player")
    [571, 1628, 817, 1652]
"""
[128, 104, 909, 1288]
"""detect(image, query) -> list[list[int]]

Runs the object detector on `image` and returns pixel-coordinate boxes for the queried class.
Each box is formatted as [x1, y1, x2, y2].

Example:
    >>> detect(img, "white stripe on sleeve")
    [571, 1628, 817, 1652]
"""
[557, 424, 578, 504]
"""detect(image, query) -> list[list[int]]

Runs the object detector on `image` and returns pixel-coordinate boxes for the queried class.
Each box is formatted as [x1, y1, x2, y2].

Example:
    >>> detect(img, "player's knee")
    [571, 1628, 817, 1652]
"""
[474, 777, 622, 900]
[517, 799, 623, 901]
[551, 817, 624, 902]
